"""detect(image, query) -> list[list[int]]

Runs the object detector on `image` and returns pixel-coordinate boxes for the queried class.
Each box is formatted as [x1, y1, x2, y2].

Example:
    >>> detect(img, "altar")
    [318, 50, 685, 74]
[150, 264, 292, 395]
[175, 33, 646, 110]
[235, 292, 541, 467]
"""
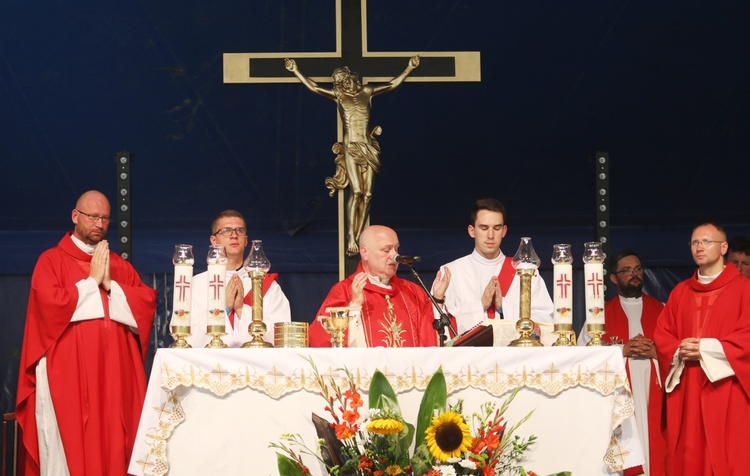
[128, 347, 643, 475]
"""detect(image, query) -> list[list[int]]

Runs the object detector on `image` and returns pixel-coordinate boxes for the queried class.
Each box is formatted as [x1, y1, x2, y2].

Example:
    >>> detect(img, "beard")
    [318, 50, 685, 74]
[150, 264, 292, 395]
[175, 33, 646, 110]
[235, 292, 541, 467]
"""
[619, 278, 643, 298]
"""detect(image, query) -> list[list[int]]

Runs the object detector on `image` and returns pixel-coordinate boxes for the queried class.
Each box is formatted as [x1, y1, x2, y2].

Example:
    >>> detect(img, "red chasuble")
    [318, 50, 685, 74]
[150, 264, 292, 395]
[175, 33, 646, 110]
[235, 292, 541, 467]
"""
[16, 233, 156, 476]
[603, 294, 666, 476]
[309, 264, 438, 347]
[654, 265, 750, 476]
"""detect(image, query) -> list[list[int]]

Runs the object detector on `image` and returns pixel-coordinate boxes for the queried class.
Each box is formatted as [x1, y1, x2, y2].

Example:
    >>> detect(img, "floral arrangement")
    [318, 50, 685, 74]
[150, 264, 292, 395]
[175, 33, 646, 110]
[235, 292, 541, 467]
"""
[270, 358, 570, 476]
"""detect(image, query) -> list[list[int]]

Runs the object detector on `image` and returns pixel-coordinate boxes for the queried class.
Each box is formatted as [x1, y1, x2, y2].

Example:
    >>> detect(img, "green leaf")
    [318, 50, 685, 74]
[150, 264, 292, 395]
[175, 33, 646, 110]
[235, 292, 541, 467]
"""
[414, 367, 447, 449]
[276, 453, 305, 476]
[368, 370, 414, 467]
[369, 370, 400, 412]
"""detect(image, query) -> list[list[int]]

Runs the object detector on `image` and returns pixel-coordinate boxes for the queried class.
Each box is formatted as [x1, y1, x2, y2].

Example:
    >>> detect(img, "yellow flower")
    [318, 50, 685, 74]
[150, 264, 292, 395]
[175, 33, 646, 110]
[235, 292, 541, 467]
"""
[385, 465, 403, 475]
[424, 410, 472, 461]
[366, 418, 405, 435]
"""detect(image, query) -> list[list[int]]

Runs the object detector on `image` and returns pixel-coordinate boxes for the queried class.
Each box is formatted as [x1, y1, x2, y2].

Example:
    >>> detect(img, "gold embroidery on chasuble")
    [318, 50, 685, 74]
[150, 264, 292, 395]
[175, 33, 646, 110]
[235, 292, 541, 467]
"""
[379, 295, 406, 347]
[362, 289, 419, 347]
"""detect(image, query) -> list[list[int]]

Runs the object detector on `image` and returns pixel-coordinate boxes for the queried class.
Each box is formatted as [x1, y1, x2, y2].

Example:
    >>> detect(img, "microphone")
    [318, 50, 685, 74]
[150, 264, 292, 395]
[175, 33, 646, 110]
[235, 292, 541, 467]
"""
[392, 254, 421, 266]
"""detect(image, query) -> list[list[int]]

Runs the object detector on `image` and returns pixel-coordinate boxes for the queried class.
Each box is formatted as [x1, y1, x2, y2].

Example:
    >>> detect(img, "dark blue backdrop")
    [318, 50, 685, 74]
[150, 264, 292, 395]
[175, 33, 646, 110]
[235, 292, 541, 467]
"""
[2, 0, 750, 415]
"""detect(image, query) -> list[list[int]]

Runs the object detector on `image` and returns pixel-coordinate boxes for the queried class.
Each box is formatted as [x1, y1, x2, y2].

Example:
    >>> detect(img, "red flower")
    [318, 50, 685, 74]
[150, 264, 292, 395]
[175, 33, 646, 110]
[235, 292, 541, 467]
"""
[358, 456, 374, 470]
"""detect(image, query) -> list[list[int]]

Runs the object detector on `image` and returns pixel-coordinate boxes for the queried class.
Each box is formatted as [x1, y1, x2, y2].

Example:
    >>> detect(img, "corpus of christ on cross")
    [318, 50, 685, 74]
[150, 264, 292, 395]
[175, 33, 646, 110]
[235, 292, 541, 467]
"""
[224, 0, 480, 277]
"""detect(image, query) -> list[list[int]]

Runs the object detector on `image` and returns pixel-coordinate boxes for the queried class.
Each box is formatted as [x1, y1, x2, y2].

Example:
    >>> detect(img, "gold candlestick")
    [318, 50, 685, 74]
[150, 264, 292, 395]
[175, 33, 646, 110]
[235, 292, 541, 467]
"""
[509, 237, 543, 347]
[170, 325, 192, 348]
[242, 270, 273, 348]
[552, 324, 576, 346]
[242, 240, 273, 348]
[205, 324, 228, 348]
[586, 323, 606, 346]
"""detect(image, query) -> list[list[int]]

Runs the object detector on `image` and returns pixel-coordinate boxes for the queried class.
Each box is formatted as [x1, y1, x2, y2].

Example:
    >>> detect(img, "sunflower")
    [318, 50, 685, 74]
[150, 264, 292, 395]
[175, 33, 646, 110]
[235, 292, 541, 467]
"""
[424, 410, 472, 461]
[366, 417, 405, 435]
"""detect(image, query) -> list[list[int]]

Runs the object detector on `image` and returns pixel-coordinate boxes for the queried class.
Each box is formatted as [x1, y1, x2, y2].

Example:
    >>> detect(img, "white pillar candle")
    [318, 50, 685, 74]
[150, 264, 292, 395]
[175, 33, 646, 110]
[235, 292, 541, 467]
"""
[553, 263, 573, 325]
[170, 264, 193, 327]
[206, 263, 227, 327]
[584, 262, 606, 325]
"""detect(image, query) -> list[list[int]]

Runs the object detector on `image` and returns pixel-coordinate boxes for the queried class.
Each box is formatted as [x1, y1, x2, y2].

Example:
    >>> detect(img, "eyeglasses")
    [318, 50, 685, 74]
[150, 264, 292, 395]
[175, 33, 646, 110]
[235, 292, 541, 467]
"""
[689, 240, 724, 248]
[212, 227, 247, 237]
[76, 209, 110, 223]
[613, 266, 644, 275]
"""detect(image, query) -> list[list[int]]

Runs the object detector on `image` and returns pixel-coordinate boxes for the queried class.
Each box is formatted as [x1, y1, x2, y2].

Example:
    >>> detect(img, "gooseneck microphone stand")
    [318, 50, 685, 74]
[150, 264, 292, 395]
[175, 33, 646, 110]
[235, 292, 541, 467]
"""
[403, 263, 457, 347]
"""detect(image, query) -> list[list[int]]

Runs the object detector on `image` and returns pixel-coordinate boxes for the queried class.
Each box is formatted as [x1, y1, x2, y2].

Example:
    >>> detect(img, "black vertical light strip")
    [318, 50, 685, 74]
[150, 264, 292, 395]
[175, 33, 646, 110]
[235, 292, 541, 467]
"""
[594, 151, 610, 266]
[116, 151, 133, 262]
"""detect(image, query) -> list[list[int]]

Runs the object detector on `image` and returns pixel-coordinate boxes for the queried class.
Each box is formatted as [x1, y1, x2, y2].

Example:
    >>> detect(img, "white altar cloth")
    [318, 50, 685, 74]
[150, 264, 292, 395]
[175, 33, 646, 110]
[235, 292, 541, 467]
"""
[129, 347, 643, 476]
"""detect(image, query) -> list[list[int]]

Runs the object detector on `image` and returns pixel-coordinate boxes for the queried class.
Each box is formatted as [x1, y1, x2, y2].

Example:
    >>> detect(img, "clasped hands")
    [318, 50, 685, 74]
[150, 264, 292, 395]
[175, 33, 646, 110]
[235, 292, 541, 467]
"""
[677, 337, 701, 362]
[623, 334, 657, 359]
[89, 241, 111, 292]
[226, 274, 245, 317]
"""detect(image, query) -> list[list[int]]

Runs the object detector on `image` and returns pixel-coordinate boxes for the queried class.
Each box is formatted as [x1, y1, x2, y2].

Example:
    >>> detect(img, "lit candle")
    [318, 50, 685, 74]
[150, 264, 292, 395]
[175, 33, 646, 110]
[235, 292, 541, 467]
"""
[551, 244, 573, 326]
[206, 244, 228, 329]
[170, 244, 194, 330]
[582, 242, 605, 326]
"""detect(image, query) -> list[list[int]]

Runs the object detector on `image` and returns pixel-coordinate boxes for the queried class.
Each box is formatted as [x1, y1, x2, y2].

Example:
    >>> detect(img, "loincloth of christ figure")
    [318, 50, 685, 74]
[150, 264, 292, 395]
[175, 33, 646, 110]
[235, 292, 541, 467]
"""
[285, 56, 419, 256]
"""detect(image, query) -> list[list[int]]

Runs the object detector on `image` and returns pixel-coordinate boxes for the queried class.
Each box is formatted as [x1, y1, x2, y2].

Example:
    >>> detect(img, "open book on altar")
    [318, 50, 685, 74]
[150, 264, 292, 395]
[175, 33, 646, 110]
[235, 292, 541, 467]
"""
[448, 320, 558, 347]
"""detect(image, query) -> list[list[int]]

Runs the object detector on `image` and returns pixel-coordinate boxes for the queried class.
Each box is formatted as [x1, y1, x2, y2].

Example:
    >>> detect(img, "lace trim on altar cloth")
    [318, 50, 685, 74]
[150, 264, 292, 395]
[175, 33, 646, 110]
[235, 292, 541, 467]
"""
[136, 359, 635, 476]
[133, 392, 185, 476]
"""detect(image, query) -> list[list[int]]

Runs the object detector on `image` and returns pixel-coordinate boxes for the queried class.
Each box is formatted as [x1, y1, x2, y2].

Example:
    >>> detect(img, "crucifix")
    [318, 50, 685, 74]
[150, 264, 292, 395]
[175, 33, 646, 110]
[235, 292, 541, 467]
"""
[224, 0, 480, 278]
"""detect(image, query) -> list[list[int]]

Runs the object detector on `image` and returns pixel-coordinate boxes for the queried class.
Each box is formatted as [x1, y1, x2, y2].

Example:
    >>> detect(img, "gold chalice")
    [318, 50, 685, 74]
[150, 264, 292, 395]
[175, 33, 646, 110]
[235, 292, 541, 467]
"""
[319, 307, 351, 348]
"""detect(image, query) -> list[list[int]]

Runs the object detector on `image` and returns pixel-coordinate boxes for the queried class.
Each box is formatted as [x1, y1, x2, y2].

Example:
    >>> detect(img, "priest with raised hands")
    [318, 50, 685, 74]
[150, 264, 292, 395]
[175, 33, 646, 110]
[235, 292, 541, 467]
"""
[16, 190, 157, 476]
[309, 225, 443, 347]
[187, 209, 291, 348]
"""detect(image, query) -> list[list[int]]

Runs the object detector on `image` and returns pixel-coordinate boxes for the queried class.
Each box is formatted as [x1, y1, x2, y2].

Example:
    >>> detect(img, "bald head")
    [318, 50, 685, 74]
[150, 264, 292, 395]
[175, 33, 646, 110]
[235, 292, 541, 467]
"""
[76, 190, 108, 210]
[72, 190, 111, 245]
[359, 225, 400, 280]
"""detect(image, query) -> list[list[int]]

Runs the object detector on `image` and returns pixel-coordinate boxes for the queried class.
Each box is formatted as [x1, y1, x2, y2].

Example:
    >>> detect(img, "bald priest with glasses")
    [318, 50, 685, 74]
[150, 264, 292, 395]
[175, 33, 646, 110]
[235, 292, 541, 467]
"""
[16, 190, 157, 475]
[187, 210, 291, 348]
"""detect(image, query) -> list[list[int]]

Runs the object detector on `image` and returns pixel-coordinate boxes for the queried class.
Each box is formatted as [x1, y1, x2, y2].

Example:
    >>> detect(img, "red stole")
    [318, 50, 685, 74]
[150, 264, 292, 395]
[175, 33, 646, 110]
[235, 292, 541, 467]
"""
[487, 256, 515, 318]
[604, 294, 666, 476]
[228, 273, 278, 327]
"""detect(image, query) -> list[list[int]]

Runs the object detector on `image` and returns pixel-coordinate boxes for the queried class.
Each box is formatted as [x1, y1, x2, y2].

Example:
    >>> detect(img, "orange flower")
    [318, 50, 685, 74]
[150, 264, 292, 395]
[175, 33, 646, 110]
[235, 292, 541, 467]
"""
[345, 389, 363, 408]
[334, 422, 356, 440]
[342, 409, 359, 425]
